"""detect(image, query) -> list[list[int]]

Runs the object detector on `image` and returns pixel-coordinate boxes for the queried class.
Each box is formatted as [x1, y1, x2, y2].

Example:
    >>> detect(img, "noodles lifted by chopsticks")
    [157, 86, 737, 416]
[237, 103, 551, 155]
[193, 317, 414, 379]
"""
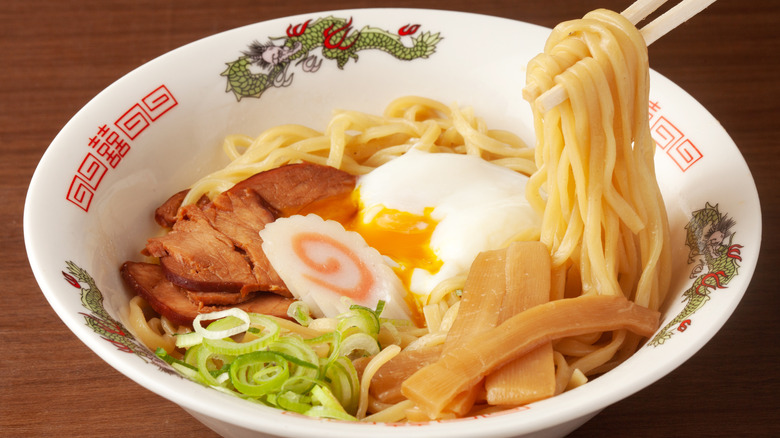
[524, 8, 671, 358]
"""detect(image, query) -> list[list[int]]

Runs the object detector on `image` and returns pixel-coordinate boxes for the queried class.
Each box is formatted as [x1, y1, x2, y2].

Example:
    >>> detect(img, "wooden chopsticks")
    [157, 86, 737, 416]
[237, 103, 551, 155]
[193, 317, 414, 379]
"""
[523, 0, 718, 112]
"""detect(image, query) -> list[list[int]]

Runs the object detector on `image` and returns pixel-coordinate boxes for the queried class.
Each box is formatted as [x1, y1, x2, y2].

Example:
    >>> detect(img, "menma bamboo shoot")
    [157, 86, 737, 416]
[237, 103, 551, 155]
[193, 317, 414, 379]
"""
[484, 241, 555, 405]
[401, 294, 660, 418]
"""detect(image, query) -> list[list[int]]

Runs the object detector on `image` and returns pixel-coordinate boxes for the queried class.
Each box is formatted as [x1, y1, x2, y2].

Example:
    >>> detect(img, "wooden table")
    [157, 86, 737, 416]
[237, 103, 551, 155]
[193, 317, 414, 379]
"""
[3, 0, 778, 436]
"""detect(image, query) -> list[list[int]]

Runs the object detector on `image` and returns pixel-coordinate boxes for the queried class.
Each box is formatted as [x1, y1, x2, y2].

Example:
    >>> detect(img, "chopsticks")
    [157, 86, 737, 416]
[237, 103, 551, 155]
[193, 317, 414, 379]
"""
[523, 0, 717, 112]
[626, 0, 717, 45]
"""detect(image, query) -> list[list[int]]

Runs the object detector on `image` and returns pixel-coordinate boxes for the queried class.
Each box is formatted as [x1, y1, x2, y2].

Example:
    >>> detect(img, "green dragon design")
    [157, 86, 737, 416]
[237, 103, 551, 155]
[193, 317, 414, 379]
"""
[222, 16, 442, 100]
[650, 203, 742, 346]
[63, 261, 176, 375]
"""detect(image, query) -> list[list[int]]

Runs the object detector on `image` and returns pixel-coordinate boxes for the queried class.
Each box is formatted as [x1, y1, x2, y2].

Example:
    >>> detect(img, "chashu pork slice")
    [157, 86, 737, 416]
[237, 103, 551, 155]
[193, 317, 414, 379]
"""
[121, 261, 294, 326]
[226, 162, 357, 217]
[153, 162, 358, 228]
[144, 163, 358, 298]
[145, 204, 277, 295]
[154, 189, 209, 228]
[202, 188, 288, 295]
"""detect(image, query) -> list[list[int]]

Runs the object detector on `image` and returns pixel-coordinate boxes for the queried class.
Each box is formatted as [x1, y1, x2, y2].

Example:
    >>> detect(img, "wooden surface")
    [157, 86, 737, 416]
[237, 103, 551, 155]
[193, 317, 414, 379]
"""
[2, 0, 778, 436]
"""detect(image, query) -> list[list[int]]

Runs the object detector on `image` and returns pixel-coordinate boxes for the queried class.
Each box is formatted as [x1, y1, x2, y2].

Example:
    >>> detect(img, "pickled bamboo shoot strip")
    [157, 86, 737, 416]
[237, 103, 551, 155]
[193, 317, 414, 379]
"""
[484, 241, 555, 405]
[401, 294, 660, 418]
[440, 248, 508, 415]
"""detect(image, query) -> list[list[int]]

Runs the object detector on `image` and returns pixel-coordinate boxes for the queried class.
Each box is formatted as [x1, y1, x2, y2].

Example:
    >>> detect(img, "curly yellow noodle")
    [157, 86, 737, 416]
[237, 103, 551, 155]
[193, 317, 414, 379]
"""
[222, 134, 254, 160]
[362, 400, 415, 423]
[570, 330, 627, 376]
[553, 337, 601, 357]
[126, 296, 177, 353]
[383, 95, 451, 118]
[357, 344, 402, 419]
[527, 10, 670, 304]
[450, 105, 531, 159]
[425, 273, 466, 307]
[552, 351, 574, 395]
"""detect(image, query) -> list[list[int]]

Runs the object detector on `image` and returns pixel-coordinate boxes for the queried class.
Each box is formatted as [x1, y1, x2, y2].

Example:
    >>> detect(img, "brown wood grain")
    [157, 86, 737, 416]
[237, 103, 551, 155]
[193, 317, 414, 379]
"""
[2, 0, 778, 436]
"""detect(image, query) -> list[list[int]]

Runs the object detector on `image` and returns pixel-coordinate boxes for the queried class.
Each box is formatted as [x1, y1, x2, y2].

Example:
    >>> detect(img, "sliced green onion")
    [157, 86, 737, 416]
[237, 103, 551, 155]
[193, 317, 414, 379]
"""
[247, 314, 282, 342]
[210, 362, 231, 378]
[174, 331, 204, 348]
[305, 331, 342, 370]
[193, 308, 250, 339]
[155, 347, 197, 371]
[199, 314, 281, 355]
[229, 351, 290, 396]
[338, 333, 380, 359]
[280, 375, 319, 396]
[183, 343, 202, 368]
[323, 356, 360, 415]
[337, 307, 380, 338]
[276, 390, 313, 414]
[215, 371, 231, 384]
[287, 301, 313, 326]
[167, 301, 397, 420]
[204, 330, 277, 356]
[268, 336, 320, 379]
[196, 344, 235, 387]
[268, 350, 319, 374]
[171, 362, 199, 380]
[304, 385, 357, 421]
[247, 313, 281, 331]
[353, 300, 385, 318]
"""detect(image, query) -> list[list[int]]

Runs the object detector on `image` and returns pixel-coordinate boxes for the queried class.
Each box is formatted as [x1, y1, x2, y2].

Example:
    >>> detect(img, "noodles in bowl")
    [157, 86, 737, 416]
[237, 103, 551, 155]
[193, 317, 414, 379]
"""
[24, 7, 759, 438]
[123, 9, 667, 422]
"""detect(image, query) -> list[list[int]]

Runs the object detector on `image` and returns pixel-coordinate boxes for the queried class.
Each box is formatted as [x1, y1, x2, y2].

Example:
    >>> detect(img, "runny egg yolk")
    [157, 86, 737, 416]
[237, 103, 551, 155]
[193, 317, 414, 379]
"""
[350, 203, 443, 289]
[299, 189, 443, 293]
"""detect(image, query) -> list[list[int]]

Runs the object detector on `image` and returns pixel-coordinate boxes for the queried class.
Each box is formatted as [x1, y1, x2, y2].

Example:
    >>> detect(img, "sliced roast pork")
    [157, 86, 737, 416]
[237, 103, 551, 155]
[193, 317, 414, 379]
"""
[145, 205, 270, 294]
[141, 162, 357, 305]
[154, 189, 188, 228]
[154, 189, 210, 228]
[121, 261, 293, 326]
[226, 162, 357, 216]
[187, 290, 256, 306]
[201, 188, 286, 294]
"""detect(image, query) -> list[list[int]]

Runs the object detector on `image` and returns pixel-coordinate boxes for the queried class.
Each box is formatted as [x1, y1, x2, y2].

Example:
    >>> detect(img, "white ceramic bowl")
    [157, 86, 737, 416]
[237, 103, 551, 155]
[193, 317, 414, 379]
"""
[24, 8, 760, 438]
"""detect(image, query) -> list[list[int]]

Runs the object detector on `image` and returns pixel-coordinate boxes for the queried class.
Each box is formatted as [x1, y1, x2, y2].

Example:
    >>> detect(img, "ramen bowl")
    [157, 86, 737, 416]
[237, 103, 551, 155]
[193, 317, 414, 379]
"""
[24, 8, 760, 438]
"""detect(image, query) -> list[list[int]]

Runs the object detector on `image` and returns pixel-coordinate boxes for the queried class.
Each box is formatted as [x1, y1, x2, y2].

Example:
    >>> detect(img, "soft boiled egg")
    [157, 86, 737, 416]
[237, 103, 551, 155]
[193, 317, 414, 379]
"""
[295, 148, 542, 319]
[346, 148, 541, 306]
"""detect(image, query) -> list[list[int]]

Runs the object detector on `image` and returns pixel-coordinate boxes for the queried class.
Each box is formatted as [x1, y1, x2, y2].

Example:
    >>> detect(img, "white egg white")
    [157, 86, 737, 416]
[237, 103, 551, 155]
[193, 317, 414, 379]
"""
[356, 148, 541, 300]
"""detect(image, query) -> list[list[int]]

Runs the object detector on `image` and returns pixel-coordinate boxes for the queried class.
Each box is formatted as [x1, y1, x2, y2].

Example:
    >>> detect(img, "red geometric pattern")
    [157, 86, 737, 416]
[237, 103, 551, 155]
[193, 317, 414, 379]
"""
[66, 84, 177, 212]
[648, 100, 703, 172]
[141, 85, 178, 120]
[115, 104, 151, 140]
[667, 138, 703, 172]
[651, 116, 684, 151]
[66, 175, 96, 212]
[115, 85, 178, 139]
[76, 153, 108, 189]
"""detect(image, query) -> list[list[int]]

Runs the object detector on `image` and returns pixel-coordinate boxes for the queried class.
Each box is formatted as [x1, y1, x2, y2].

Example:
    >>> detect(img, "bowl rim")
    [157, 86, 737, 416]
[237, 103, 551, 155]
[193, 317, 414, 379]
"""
[23, 7, 762, 437]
